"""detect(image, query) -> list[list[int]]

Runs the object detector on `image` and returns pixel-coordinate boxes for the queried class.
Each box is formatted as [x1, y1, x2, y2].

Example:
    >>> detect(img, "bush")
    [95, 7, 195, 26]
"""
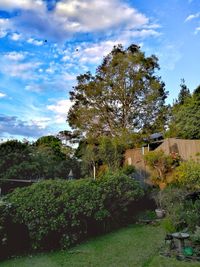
[0, 200, 7, 258]
[171, 160, 200, 190]
[0, 199, 30, 260]
[2, 174, 143, 254]
[191, 226, 200, 245]
[158, 187, 187, 230]
[120, 165, 135, 176]
[144, 150, 180, 188]
[161, 218, 176, 233]
[160, 187, 200, 232]
[159, 161, 200, 232]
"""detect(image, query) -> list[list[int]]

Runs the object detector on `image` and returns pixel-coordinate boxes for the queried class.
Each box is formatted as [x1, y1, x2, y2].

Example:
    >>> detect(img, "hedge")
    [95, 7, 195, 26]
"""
[0, 173, 143, 258]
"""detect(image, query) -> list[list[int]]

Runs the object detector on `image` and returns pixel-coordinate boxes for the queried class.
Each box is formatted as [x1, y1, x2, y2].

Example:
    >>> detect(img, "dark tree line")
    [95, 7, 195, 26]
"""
[0, 136, 80, 185]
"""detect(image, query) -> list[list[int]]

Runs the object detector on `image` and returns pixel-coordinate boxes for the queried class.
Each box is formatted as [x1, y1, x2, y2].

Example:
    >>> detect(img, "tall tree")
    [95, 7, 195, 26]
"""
[167, 83, 200, 139]
[68, 44, 168, 138]
[174, 85, 200, 139]
[177, 79, 191, 105]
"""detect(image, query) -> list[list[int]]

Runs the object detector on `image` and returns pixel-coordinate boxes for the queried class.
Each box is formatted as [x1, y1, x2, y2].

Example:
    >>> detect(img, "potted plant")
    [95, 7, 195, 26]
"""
[153, 190, 166, 218]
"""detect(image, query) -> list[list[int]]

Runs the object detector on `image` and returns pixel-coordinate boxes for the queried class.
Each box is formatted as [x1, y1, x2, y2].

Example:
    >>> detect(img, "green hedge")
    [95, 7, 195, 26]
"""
[1, 174, 143, 256]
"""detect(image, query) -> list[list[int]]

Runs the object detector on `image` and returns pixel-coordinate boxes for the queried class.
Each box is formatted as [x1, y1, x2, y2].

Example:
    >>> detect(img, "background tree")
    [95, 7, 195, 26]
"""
[177, 79, 191, 105]
[0, 137, 81, 188]
[174, 86, 200, 139]
[98, 136, 125, 172]
[68, 44, 168, 139]
[167, 83, 200, 139]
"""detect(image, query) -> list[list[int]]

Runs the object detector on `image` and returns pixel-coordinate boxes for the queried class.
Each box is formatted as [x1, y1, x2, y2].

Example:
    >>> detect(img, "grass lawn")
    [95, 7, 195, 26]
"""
[1, 224, 200, 267]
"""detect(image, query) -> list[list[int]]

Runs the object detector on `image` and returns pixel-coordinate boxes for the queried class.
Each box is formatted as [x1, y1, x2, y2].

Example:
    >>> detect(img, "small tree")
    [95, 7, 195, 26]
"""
[81, 144, 99, 179]
[144, 150, 180, 189]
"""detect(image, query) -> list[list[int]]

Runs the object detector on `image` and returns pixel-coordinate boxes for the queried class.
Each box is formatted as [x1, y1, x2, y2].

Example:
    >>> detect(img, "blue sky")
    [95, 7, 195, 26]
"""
[0, 0, 200, 141]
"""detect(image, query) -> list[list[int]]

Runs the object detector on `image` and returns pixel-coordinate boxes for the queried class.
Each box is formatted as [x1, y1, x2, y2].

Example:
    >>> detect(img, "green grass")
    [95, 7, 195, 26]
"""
[1, 224, 200, 267]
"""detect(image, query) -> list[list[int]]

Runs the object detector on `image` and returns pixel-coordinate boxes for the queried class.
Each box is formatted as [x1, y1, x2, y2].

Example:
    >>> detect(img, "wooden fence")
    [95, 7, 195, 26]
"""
[155, 138, 200, 161]
[124, 138, 200, 182]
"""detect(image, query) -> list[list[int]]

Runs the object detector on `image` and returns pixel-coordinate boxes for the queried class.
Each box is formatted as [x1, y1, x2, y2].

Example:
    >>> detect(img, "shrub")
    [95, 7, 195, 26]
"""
[181, 199, 200, 231]
[171, 160, 200, 190]
[137, 210, 157, 221]
[3, 174, 143, 253]
[160, 187, 200, 232]
[191, 226, 200, 245]
[161, 218, 176, 233]
[158, 187, 187, 230]
[144, 150, 180, 188]
[0, 200, 7, 258]
[120, 165, 135, 176]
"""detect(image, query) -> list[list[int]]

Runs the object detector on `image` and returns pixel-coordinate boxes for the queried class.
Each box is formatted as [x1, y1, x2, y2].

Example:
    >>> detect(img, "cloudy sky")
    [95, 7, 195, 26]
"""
[0, 0, 200, 140]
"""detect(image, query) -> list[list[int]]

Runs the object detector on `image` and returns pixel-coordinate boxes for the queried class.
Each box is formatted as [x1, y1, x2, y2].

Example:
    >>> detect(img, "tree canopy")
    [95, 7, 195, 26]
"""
[0, 137, 81, 186]
[68, 44, 168, 139]
[177, 79, 191, 105]
[174, 87, 200, 139]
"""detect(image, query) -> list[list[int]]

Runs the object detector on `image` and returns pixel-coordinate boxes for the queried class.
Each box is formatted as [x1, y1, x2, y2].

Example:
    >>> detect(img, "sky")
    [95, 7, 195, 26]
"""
[0, 0, 200, 141]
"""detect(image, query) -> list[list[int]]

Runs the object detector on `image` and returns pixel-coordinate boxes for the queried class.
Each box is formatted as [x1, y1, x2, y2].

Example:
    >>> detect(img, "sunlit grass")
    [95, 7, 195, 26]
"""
[1, 224, 200, 267]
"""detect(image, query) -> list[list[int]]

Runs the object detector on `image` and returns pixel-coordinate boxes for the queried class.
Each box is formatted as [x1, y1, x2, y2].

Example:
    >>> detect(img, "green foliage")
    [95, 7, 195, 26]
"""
[161, 218, 176, 233]
[177, 79, 191, 105]
[3, 174, 143, 251]
[68, 44, 168, 138]
[80, 143, 99, 177]
[137, 210, 157, 221]
[160, 187, 200, 232]
[191, 226, 200, 245]
[144, 150, 178, 187]
[181, 199, 200, 231]
[35, 135, 65, 161]
[0, 200, 7, 249]
[120, 165, 136, 176]
[168, 84, 200, 139]
[0, 140, 32, 180]
[172, 160, 200, 190]
[157, 187, 187, 230]
[0, 138, 81, 185]
[98, 136, 125, 171]
[77, 136, 130, 177]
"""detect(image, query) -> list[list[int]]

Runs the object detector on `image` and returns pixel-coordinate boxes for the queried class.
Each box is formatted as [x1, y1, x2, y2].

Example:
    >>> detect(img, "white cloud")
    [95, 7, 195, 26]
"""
[126, 29, 160, 38]
[195, 27, 200, 34]
[65, 27, 159, 65]
[0, 92, 6, 98]
[0, 18, 10, 28]
[0, 0, 157, 43]
[4, 51, 26, 61]
[47, 99, 73, 124]
[55, 0, 148, 33]
[0, 61, 41, 80]
[62, 73, 76, 81]
[27, 38, 43, 46]
[185, 13, 200, 22]
[0, 18, 10, 38]
[29, 117, 51, 129]
[10, 33, 21, 41]
[79, 40, 119, 63]
[0, 0, 44, 11]
[0, 30, 7, 38]
[25, 84, 42, 92]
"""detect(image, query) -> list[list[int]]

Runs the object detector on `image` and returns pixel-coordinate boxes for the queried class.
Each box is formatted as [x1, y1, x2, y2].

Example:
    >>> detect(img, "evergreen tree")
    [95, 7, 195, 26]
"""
[68, 44, 168, 138]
